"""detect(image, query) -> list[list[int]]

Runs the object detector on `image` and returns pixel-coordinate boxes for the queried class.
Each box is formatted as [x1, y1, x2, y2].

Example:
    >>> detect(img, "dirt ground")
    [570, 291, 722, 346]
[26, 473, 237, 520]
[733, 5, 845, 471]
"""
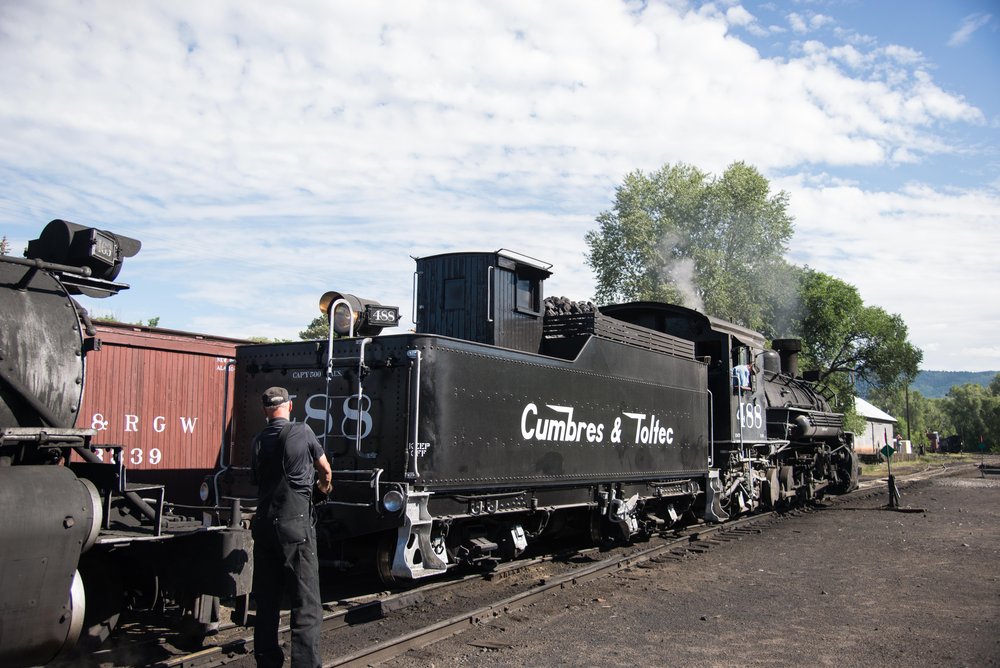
[396, 463, 1000, 667]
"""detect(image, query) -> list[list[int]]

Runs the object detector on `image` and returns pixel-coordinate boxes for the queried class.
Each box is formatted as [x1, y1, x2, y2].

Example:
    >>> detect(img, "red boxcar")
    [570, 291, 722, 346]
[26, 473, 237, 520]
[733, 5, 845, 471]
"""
[75, 321, 248, 505]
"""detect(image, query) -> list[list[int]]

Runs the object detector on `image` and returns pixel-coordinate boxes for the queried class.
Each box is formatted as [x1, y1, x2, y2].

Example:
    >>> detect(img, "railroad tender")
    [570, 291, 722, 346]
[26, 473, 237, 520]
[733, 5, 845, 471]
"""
[221, 250, 858, 583]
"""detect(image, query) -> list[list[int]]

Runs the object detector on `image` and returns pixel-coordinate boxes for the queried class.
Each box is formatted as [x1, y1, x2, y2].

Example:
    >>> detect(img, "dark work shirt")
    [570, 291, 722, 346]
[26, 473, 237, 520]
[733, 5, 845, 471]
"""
[252, 418, 325, 497]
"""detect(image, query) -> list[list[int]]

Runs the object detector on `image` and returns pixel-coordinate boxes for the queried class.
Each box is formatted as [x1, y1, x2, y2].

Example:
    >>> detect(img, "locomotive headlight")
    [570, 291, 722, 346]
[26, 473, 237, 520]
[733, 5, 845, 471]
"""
[381, 489, 405, 513]
[319, 291, 400, 338]
[25, 219, 142, 297]
[199, 482, 210, 503]
[332, 301, 355, 336]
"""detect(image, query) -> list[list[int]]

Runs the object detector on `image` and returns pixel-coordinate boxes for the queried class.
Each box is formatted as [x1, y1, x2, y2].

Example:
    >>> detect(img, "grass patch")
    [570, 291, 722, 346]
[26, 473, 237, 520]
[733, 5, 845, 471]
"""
[860, 452, 979, 478]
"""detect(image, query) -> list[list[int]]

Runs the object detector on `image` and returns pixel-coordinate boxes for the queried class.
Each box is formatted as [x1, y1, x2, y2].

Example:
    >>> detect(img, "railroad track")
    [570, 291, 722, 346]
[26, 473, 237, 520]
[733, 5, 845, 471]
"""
[113, 463, 972, 668]
[131, 516, 787, 668]
[325, 464, 969, 668]
[326, 510, 793, 668]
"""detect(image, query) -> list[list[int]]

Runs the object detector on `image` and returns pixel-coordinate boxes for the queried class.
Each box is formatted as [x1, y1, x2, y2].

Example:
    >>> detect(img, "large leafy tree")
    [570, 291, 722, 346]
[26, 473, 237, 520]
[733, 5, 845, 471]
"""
[299, 314, 330, 340]
[941, 376, 1000, 451]
[585, 161, 795, 334]
[798, 269, 922, 397]
[868, 385, 949, 447]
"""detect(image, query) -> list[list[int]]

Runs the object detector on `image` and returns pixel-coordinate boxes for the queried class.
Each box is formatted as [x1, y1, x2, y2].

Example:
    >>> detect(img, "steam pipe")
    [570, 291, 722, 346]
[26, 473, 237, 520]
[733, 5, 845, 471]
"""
[0, 362, 66, 428]
[0, 254, 94, 278]
[210, 360, 237, 506]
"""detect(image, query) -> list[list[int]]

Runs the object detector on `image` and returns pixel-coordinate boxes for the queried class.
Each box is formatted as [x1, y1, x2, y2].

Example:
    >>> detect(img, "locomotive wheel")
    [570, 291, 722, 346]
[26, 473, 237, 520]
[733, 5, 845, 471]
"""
[375, 530, 400, 587]
[762, 468, 780, 509]
[830, 451, 861, 494]
[779, 466, 795, 500]
[76, 562, 124, 652]
[232, 593, 250, 626]
[588, 508, 605, 545]
[175, 594, 219, 649]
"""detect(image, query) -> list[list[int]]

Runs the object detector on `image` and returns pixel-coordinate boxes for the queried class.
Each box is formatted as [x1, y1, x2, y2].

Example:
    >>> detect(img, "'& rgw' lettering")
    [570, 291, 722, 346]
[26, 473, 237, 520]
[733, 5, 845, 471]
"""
[90, 413, 199, 434]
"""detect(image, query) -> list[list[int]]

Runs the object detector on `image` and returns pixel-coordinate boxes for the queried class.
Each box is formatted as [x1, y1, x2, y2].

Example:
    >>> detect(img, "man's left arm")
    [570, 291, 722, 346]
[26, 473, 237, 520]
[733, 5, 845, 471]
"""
[314, 454, 332, 495]
[300, 425, 333, 496]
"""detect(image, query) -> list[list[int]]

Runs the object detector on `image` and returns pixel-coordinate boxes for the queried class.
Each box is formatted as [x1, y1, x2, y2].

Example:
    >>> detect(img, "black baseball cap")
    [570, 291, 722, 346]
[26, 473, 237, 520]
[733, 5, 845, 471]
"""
[262, 387, 289, 407]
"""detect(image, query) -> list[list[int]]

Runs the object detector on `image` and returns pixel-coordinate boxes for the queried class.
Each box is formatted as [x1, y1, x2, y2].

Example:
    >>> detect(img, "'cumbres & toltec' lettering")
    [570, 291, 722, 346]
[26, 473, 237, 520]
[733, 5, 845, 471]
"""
[519, 403, 675, 446]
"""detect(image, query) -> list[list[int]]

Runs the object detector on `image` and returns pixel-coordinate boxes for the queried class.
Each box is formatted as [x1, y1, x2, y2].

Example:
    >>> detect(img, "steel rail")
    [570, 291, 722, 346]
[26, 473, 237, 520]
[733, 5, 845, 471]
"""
[325, 512, 776, 668]
[326, 464, 976, 668]
[152, 551, 563, 668]
[158, 463, 973, 668]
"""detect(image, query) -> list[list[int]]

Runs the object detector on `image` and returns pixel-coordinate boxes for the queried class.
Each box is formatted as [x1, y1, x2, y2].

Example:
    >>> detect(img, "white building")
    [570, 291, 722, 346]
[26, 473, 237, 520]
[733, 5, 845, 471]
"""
[853, 396, 899, 456]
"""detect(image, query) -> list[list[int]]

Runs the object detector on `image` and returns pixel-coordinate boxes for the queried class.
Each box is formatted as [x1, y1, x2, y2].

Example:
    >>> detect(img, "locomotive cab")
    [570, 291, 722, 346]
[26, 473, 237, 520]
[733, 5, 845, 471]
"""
[414, 249, 552, 353]
[599, 302, 768, 449]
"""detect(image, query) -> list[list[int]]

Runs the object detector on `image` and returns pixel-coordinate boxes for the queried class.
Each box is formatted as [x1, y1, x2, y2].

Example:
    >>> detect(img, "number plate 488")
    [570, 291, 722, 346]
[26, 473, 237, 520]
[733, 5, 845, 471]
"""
[738, 402, 763, 430]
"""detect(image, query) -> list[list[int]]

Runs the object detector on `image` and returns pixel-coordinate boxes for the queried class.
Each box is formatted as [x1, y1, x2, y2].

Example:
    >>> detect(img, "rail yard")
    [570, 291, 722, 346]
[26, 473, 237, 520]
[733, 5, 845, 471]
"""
[54, 460, 998, 667]
[3, 221, 996, 668]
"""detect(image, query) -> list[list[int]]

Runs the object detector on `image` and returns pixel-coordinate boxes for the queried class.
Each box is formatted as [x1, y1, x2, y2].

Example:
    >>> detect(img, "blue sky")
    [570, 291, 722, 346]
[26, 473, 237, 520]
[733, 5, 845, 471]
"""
[737, 0, 999, 191]
[1, 0, 997, 372]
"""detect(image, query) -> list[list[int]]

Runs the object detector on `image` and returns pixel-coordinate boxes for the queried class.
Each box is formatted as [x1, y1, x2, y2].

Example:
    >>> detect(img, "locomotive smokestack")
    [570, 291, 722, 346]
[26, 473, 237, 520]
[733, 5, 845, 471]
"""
[771, 338, 802, 378]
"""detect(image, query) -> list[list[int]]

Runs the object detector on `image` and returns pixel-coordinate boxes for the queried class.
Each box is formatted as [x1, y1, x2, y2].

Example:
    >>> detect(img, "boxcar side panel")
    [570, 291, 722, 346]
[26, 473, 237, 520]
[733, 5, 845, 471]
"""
[76, 323, 244, 503]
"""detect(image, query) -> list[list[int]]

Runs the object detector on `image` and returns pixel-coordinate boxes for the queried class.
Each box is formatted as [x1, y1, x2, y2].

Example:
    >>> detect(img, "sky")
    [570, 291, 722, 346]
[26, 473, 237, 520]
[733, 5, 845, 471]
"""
[1, 0, 997, 372]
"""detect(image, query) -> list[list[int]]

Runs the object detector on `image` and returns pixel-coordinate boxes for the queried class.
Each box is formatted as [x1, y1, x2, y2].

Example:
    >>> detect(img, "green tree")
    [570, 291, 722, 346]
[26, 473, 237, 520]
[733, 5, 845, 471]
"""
[867, 385, 948, 450]
[299, 314, 331, 340]
[92, 314, 162, 327]
[941, 376, 1000, 452]
[989, 375, 1000, 451]
[798, 270, 922, 392]
[585, 161, 795, 334]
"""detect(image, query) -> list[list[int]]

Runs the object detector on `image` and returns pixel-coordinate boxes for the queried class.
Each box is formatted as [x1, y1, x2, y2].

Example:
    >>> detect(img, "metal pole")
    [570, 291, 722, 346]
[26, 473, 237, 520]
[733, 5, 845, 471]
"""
[905, 383, 911, 441]
[886, 448, 897, 508]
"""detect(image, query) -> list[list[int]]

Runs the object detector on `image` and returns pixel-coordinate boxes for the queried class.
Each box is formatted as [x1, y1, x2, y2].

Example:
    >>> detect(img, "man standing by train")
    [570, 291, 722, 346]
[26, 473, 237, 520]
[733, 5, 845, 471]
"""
[251, 387, 332, 668]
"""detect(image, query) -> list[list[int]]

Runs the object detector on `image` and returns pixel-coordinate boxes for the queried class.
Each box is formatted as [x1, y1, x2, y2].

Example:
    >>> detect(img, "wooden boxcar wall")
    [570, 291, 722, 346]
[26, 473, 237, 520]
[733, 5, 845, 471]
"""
[415, 251, 550, 353]
[75, 322, 246, 504]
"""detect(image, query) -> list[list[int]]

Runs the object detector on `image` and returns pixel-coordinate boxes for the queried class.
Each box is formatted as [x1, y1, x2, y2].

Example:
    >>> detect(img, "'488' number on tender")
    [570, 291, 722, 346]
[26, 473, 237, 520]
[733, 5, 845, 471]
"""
[738, 401, 763, 430]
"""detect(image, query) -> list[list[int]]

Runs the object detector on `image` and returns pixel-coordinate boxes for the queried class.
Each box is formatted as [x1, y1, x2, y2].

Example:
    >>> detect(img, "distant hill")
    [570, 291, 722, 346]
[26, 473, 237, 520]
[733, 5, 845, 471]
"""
[911, 370, 998, 399]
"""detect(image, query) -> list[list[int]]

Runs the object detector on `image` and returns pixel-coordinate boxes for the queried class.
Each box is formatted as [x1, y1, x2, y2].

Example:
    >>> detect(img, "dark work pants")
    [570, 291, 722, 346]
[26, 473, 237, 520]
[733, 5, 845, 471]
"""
[252, 517, 322, 668]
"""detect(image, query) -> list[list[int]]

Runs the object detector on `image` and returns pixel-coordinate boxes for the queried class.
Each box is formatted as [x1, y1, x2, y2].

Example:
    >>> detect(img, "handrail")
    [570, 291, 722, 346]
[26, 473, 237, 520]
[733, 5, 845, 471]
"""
[210, 359, 237, 506]
[406, 349, 422, 478]
[412, 271, 421, 325]
[707, 388, 714, 468]
[356, 337, 374, 458]
[486, 265, 494, 323]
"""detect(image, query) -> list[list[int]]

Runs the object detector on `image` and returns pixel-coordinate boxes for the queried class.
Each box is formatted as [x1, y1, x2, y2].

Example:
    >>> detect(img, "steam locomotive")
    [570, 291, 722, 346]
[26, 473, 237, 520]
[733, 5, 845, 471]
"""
[0, 221, 251, 667]
[222, 249, 859, 583]
[2, 223, 857, 664]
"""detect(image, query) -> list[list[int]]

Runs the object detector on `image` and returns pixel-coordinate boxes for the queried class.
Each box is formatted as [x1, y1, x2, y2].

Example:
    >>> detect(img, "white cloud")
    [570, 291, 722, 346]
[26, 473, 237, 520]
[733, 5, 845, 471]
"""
[787, 12, 807, 33]
[0, 0, 993, 371]
[779, 176, 1000, 371]
[947, 13, 992, 47]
